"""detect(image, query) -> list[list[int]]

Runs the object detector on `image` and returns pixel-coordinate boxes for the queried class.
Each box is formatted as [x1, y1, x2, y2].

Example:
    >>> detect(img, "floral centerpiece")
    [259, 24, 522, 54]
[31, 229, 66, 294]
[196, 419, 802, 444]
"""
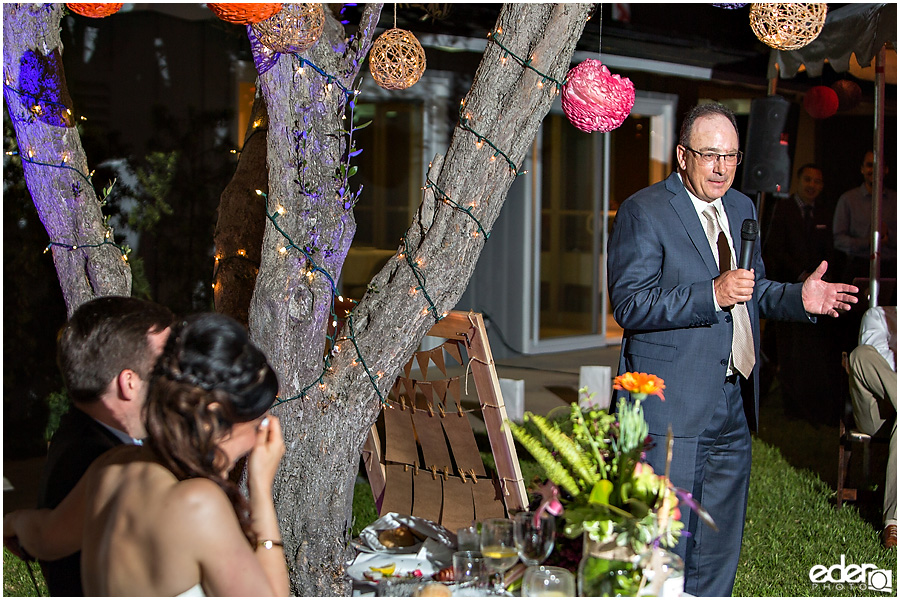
[508, 372, 711, 596]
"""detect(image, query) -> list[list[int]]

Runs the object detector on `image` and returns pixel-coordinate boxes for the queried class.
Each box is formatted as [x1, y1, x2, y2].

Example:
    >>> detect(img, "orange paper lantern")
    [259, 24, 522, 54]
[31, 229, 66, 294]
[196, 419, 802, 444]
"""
[208, 3, 282, 25]
[66, 3, 123, 18]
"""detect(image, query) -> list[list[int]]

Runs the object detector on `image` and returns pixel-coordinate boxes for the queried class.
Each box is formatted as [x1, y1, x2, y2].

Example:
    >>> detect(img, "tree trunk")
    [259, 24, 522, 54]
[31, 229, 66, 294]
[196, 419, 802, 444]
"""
[2, 3, 130, 316]
[247, 4, 385, 595]
[213, 93, 269, 326]
[249, 3, 594, 595]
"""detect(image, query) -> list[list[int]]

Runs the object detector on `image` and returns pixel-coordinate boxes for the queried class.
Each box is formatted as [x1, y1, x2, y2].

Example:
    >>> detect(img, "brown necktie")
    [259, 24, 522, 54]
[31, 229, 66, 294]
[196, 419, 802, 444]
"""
[703, 206, 756, 379]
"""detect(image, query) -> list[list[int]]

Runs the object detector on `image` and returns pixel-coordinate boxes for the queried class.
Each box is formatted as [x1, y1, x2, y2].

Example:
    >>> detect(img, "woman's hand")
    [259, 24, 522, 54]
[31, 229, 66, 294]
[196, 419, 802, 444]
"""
[248, 415, 285, 493]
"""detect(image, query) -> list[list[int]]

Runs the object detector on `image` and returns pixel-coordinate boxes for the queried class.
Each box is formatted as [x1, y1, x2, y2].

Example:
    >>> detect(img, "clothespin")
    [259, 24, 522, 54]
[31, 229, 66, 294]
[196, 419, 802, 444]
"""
[460, 470, 468, 483]
[469, 468, 478, 484]
[429, 465, 438, 480]
[437, 403, 446, 418]
[441, 466, 450, 481]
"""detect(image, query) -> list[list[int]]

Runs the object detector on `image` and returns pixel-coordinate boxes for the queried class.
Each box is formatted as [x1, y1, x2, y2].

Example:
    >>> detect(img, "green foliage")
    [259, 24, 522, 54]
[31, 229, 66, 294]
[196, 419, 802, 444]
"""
[527, 413, 599, 488]
[43, 389, 70, 442]
[3, 548, 47, 597]
[130, 151, 177, 230]
[734, 438, 897, 597]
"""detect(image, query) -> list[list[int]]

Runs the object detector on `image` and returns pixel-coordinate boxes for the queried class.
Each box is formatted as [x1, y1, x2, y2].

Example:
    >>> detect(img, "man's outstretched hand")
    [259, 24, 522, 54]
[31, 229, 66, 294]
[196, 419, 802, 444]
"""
[801, 261, 859, 317]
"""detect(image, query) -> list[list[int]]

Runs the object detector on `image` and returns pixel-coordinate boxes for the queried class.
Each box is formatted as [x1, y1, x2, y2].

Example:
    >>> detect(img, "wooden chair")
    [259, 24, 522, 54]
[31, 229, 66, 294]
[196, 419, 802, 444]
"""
[837, 351, 891, 508]
[361, 311, 527, 532]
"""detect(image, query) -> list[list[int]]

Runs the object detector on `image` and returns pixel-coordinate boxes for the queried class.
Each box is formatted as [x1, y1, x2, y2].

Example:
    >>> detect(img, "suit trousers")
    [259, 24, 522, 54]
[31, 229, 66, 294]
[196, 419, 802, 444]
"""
[849, 344, 897, 526]
[645, 377, 751, 597]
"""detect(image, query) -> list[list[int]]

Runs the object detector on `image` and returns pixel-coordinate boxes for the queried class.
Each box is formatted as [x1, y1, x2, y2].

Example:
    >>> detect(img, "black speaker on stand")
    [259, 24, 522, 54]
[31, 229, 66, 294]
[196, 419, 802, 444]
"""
[741, 95, 792, 237]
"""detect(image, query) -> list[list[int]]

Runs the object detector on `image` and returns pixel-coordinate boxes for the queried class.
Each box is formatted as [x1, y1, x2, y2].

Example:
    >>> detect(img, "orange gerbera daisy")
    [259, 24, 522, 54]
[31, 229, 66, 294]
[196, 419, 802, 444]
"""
[613, 371, 665, 401]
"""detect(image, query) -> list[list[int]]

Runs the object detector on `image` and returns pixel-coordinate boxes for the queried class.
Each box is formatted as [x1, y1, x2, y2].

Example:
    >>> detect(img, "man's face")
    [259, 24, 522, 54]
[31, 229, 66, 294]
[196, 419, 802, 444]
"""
[797, 167, 824, 205]
[862, 151, 875, 189]
[676, 114, 740, 203]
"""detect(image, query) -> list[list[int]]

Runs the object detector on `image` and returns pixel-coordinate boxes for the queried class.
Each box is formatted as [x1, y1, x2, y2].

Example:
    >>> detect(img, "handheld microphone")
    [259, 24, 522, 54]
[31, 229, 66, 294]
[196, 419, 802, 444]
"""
[739, 219, 759, 271]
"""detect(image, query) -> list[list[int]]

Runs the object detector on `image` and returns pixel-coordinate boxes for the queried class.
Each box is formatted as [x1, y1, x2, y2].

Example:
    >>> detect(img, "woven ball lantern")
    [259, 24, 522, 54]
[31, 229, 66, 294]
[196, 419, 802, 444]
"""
[561, 59, 635, 133]
[749, 3, 827, 51]
[252, 3, 325, 54]
[369, 28, 427, 90]
[803, 86, 839, 120]
[831, 80, 863, 112]
[208, 3, 282, 25]
[66, 3, 123, 18]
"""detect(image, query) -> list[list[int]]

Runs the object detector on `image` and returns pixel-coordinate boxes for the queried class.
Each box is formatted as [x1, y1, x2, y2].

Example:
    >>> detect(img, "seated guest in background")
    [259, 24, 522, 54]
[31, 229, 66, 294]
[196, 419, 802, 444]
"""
[762, 164, 841, 424]
[38, 296, 172, 596]
[849, 305, 897, 549]
[5, 313, 289, 596]
[833, 151, 896, 283]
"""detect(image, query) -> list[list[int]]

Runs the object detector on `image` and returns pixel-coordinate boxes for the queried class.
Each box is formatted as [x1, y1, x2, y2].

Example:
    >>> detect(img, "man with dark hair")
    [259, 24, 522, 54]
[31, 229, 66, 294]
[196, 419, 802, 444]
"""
[37, 296, 173, 596]
[763, 163, 841, 424]
[833, 150, 897, 282]
[609, 103, 858, 596]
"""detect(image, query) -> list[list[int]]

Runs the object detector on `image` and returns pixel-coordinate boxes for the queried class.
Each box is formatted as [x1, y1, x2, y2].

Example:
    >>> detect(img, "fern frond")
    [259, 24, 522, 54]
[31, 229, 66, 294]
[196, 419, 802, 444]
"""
[507, 420, 581, 497]
[529, 414, 599, 487]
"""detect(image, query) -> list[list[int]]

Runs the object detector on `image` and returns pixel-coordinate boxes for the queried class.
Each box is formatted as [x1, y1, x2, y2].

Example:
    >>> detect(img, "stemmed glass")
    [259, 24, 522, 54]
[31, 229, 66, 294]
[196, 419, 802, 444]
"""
[513, 511, 555, 567]
[480, 518, 518, 596]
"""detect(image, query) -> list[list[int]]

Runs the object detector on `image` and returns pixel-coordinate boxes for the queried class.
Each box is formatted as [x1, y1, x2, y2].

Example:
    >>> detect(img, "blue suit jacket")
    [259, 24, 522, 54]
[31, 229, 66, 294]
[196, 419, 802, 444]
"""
[608, 172, 809, 437]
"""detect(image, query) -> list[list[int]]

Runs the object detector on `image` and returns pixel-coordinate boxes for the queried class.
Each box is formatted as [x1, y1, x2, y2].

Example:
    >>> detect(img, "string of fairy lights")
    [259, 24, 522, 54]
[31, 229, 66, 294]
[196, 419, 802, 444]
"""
[7, 24, 559, 409]
[4, 81, 130, 262]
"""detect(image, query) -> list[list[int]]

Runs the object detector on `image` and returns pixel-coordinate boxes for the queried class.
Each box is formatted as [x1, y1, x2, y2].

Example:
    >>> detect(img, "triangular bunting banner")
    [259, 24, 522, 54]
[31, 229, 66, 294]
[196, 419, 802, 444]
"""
[431, 347, 447, 376]
[416, 351, 430, 380]
[403, 356, 414, 379]
[432, 379, 449, 405]
[444, 340, 462, 365]
[449, 377, 461, 408]
[402, 378, 417, 406]
[418, 381, 434, 410]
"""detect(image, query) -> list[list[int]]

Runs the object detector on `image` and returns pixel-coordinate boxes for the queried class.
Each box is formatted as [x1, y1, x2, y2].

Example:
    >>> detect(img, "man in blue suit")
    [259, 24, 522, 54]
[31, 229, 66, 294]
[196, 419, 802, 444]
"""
[608, 103, 858, 596]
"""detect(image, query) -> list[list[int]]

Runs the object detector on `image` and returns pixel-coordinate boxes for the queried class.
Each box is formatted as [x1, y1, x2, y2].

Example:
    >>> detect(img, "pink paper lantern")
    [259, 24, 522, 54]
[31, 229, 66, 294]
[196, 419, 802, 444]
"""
[803, 86, 839, 119]
[561, 59, 635, 133]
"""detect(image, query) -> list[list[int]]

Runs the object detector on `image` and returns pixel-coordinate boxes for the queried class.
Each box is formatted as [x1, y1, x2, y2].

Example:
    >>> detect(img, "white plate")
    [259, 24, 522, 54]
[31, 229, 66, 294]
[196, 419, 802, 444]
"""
[346, 553, 435, 584]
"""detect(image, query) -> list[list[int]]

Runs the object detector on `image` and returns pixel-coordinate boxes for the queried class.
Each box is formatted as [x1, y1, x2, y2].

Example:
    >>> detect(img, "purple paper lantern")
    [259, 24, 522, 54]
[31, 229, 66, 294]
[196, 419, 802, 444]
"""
[561, 59, 635, 133]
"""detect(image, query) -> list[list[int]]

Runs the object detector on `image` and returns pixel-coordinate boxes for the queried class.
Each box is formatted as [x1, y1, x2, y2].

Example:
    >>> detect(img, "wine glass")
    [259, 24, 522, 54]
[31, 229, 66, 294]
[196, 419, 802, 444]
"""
[513, 511, 555, 567]
[480, 518, 518, 595]
[522, 565, 576, 597]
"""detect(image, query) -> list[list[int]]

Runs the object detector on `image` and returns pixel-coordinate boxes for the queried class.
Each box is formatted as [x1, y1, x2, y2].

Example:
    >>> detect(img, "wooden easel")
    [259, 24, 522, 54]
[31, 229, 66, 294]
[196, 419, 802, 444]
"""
[361, 311, 527, 531]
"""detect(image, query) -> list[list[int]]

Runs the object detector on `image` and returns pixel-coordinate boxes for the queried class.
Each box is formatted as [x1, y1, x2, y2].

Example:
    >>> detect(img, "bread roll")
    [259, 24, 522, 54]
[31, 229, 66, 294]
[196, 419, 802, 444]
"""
[377, 525, 416, 548]
[415, 583, 452, 597]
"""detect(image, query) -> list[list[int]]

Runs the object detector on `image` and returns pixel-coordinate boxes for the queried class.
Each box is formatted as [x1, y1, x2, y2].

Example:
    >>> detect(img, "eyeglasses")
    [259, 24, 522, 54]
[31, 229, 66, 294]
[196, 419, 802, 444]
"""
[682, 146, 743, 166]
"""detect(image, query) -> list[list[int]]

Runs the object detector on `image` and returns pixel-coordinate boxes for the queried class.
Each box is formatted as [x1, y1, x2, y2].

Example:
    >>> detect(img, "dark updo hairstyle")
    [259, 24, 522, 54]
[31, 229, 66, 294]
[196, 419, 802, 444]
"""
[144, 313, 278, 544]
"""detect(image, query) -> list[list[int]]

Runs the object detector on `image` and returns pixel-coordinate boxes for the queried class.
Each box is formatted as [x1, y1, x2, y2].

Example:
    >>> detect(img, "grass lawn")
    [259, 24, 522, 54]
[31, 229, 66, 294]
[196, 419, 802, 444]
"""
[735, 438, 896, 597]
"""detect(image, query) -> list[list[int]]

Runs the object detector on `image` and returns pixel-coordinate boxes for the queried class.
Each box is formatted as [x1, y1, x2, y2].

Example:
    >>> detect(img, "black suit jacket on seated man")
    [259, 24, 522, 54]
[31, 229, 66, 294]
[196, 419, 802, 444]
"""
[37, 408, 126, 596]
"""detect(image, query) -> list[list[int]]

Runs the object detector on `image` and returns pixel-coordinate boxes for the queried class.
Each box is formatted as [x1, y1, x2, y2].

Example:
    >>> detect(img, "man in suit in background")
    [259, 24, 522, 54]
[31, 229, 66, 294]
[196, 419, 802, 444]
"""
[763, 163, 841, 425]
[608, 103, 858, 596]
[37, 296, 173, 596]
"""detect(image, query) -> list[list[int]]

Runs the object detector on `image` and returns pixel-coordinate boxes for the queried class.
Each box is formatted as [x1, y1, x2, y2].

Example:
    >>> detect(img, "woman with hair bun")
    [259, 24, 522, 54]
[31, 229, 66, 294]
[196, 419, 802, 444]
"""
[4, 313, 289, 596]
